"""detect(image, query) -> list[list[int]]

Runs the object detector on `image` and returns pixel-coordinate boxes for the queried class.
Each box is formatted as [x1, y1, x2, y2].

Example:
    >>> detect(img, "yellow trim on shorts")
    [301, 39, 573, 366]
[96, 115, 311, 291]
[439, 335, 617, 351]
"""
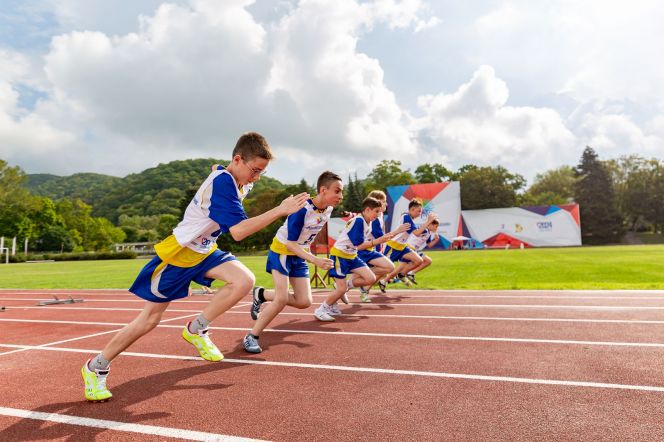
[154, 235, 218, 268]
[330, 247, 357, 260]
[386, 240, 406, 251]
[270, 237, 295, 256]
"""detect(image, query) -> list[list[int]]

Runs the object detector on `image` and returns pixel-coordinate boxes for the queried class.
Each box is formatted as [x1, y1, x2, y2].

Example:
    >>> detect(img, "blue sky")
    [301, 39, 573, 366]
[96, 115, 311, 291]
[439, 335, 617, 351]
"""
[1, 0, 663, 186]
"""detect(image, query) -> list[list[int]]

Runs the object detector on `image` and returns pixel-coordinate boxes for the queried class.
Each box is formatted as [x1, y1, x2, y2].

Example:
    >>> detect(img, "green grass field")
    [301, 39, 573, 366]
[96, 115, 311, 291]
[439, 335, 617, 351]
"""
[0, 245, 663, 290]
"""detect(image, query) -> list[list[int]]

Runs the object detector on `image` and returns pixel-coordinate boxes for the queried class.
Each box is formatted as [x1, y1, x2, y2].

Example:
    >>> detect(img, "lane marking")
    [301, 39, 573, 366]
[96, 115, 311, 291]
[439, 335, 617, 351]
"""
[0, 313, 196, 357]
[4, 298, 664, 309]
[4, 306, 664, 324]
[3, 318, 664, 348]
[7, 291, 664, 301]
[0, 406, 262, 441]
[2, 344, 664, 393]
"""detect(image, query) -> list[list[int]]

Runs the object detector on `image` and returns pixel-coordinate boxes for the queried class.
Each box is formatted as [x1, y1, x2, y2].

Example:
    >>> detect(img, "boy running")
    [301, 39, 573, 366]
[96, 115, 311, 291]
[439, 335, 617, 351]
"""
[354, 190, 395, 302]
[81, 132, 308, 401]
[314, 197, 409, 321]
[244, 171, 343, 353]
[400, 218, 440, 284]
[381, 199, 438, 286]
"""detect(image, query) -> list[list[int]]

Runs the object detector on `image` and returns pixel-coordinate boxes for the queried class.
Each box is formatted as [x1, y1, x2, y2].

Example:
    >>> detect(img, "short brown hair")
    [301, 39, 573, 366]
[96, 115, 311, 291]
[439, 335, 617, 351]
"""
[430, 219, 440, 226]
[362, 196, 382, 210]
[317, 171, 342, 193]
[367, 190, 386, 201]
[408, 199, 423, 210]
[232, 132, 273, 161]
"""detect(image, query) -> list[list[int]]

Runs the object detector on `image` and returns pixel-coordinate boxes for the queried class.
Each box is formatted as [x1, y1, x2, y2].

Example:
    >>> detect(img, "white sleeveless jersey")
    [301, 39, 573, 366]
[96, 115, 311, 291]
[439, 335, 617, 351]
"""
[331, 215, 371, 259]
[407, 229, 437, 252]
[173, 168, 252, 254]
[270, 200, 333, 255]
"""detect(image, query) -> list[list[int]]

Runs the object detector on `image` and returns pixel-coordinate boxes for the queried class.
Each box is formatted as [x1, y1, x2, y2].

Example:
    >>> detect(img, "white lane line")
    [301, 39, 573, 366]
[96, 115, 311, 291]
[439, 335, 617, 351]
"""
[7, 291, 664, 301]
[6, 306, 664, 324]
[3, 318, 664, 348]
[0, 312, 197, 357]
[2, 344, 664, 393]
[6, 300, 664, 309]
[0, 406, 262, 442]
[4, 289, 664, 294]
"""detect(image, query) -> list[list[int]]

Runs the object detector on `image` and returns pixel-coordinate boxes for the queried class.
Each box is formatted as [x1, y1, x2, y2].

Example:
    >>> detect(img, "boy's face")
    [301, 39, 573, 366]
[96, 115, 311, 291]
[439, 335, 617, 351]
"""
[363, 206, 382, 222]
[379, 199, 387, 213]
[409, 205, 423, 218]
[320, 180, 344, 207]
[232, 155, 269, 185]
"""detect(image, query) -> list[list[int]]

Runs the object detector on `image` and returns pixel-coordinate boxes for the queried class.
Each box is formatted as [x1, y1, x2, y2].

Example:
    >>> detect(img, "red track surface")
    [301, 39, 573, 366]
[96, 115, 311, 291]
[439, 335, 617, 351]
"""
[2, 288, 664, 440]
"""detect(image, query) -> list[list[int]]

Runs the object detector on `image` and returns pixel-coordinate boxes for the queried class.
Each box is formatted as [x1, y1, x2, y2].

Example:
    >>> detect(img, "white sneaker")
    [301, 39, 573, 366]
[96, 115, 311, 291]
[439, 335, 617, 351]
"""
[314, 304, 336, 322]
[328, 303, 342, 316]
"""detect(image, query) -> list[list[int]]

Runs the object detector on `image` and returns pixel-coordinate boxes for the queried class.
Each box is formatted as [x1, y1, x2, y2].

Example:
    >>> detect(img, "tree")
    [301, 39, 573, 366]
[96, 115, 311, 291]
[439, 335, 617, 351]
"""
[458, 166, 526, 210]
[34, 225, 77, 252]
[364, 160, 415, 191]
[520, 166, 577, 206]
[415, 163, 453, 183]
[574, 146, 624, 244]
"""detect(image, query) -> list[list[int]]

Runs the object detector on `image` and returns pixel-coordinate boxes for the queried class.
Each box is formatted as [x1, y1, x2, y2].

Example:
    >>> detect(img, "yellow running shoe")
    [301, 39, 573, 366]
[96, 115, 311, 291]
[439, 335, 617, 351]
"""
[182, 323, 224, 361]
[81, 360, 112, 402]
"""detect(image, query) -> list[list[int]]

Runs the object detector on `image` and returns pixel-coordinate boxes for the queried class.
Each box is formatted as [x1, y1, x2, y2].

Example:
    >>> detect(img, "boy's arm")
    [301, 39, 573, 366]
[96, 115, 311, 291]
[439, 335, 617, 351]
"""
[427, 234, 440, 248]
[413, 213, 438, 236]
[286, 241, 333, 269]
[228, 193, 309, 241]
[357, 223, 410, 250]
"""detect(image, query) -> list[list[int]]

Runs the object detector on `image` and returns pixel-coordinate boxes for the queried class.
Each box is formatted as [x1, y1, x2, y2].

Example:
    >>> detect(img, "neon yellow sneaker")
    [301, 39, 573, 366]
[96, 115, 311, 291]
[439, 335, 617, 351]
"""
[81, 360, 112, 402]
[182, 323, 224, 361]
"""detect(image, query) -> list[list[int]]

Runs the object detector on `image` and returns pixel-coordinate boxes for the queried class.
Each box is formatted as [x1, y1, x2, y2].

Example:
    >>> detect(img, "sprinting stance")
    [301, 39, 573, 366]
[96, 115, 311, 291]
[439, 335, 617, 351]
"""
[81, 132, 308, 401]
[314, 197, 409, 321]
[354, 190, 395, 302]
[381, 199, 438, 286]
[244, 171, 343, 353]
[400, 218, 440, 284]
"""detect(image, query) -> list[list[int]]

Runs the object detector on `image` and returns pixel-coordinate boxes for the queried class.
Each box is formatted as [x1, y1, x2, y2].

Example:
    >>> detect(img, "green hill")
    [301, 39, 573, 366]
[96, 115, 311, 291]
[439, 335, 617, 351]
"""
[25, 159, 287, 222]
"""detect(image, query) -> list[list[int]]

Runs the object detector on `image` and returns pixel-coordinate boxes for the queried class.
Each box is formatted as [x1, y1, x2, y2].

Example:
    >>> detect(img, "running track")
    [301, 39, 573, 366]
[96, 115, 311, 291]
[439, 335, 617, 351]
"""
[2, 288, 664, 440]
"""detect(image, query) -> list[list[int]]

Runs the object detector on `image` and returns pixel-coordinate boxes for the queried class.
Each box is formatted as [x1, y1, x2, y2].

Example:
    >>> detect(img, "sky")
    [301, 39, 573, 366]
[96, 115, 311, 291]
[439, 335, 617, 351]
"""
[1, 0, 663, 186]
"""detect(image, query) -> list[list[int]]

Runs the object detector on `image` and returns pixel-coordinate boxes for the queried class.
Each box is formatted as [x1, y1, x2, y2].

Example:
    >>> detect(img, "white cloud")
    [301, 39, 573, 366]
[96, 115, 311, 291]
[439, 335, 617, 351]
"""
[2, 0, 437, 180]
[414, 65, 578, 178]
[0, 48, 74, 160]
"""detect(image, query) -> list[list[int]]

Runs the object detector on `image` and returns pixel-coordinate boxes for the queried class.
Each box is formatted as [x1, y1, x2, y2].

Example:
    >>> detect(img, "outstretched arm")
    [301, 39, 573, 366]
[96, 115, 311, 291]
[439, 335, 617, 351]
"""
[229, 193, 309, 241]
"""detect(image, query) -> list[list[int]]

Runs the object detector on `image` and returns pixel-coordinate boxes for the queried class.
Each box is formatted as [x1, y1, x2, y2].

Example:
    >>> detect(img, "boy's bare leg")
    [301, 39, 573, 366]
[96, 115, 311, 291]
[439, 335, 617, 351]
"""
[201, 260, 256, 321]
[289, 276, 313, 308]
[100, 301, 170, 361]
[325, 266, 376, 305]
[410, 254, 433, 274]
[251, 271, 291, 336]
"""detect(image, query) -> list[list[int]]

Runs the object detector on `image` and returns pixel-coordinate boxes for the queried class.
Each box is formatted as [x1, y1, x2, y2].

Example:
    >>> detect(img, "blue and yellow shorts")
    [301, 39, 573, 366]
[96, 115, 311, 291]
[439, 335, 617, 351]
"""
[329, 255, 367, 279]
[130, 249, 236, 303]
[266, 251, 309, 278]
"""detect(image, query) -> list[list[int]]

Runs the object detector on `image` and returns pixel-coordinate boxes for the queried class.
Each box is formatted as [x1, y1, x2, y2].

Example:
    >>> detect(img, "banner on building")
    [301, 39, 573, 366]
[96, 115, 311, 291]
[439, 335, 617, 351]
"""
[459, 204, 581, 248]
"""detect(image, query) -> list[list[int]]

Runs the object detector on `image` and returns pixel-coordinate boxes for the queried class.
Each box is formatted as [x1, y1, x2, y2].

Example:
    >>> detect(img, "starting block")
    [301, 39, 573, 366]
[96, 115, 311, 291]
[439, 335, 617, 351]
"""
[190, 286, 215, 295]
[37, 295, 84, 306]
[0, 306, 5, 312]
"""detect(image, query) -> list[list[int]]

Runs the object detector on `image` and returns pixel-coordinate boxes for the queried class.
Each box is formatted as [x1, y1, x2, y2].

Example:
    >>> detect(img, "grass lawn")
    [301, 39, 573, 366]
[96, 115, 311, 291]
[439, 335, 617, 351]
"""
[0, 245, 663, 290]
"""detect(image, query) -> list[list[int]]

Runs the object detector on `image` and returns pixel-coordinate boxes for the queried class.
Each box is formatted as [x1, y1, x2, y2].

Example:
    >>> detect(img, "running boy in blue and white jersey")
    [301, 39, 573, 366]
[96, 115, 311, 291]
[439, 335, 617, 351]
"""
[314, 197, 409, 321]
[354, 190, 395, 302]
[81, 132, 309, 402]
[400, 218, 440, 284]
[381, 199, 437, 287]
[244, 171, 343, 353]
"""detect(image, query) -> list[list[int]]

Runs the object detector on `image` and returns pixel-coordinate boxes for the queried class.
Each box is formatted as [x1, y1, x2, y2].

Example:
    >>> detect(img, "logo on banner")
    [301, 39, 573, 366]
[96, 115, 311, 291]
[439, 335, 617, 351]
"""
[537, 221, 553, 231]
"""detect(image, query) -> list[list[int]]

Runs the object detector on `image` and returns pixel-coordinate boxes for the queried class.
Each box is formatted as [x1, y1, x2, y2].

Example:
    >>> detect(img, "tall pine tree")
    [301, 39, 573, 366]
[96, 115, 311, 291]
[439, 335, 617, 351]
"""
[574, 146, 624, 244]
